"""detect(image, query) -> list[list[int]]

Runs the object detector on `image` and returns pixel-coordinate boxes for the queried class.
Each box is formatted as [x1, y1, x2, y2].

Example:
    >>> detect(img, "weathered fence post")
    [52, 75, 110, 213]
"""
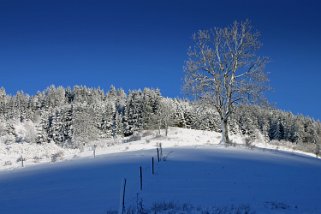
[159, 143, 163, 159]
[21, 156, 24, 167]
[140, 166, 143, 191]
[152, 157, 154, 175]
[118, 178, 127, 214]
[157, 148, 160, 162]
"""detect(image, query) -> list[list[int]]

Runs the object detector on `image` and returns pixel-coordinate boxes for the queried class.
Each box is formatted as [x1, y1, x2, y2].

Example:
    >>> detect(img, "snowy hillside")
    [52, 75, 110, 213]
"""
[1, 128, 321, 213]
[0, 127, 318, 171]
[1, 86, 321, 156]
[0, 127, 221, 170]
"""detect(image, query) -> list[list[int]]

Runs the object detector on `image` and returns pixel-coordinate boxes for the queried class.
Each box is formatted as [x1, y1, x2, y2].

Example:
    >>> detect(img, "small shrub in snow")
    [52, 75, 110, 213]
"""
[210, 204, 253, 214]
[181, 203, 194, 212]
[42, 154, 50, 159]
[3, 161, 12, 166]
[78, 143, 86, 152]
[16, 156, 26, 163]
[112, 137, 123, 145]
[109, 202, 255, 214]
[244, 137, 255, 150]
[15, 136, 24, 143]
[293, 142, 316, 154]
[142, 130, 153, 137]
[151, 201, 177, 212]
[51, 151, 64, 162]
[33, 156, 42, 163]
[264, 201, 290, 210]
[136, 194, 145, 214]
[0, 135, 15, 145]
[126, 134, 141, 143]
[153, 134, 164, 139]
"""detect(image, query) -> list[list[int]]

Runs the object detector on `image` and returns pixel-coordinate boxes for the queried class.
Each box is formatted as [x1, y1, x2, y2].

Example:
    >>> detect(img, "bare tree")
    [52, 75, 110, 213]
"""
[157, 98, 175, 136]
[184, 20, 269, 144]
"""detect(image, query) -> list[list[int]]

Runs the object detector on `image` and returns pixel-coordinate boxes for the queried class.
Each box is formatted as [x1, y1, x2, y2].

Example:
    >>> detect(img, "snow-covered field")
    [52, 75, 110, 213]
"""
[1, 128, 321, 213]
[0, 128, 222, 170]
[0, 127, 318, 171]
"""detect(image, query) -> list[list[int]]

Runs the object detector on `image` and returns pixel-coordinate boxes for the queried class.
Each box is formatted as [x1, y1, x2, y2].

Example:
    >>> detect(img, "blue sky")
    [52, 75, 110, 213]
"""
[0, 0, 320, 120]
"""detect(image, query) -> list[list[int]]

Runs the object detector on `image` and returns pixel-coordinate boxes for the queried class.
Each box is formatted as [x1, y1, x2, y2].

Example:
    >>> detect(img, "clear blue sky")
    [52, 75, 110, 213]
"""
[0, 0, 320, 120]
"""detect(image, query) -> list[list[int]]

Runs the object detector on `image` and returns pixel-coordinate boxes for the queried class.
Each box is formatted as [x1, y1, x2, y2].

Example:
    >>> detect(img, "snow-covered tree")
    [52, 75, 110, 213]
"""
[0, 84, 320, 152]
[124, 90, 143, 135]
[141, 88, 161, 129]
[73, 105, 99, 148]
[155, 98, 175, 136]
[183, 20, 269, 144]
[0, 87, 7, 116]
[99, 101, 115, 138]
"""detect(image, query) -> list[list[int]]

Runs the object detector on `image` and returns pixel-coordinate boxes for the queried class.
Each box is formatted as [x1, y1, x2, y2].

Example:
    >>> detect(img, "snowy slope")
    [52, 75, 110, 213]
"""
[0, 129, 321, 213]
[0, 127, 318, 171]
[0, 128, 223, 170]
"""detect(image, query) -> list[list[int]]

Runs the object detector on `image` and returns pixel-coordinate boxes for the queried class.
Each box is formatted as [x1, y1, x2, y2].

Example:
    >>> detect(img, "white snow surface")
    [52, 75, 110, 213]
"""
[0, 128, 321, 213]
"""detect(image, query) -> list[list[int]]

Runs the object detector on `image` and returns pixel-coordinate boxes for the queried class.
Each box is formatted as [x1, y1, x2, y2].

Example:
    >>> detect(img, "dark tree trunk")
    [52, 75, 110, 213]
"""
[220, 118, 230, 144]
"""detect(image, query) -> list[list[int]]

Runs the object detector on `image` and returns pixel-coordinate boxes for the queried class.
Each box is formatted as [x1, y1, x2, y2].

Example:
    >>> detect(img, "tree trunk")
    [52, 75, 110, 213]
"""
[165, 123, 168, 136]
[158, 119, 161, 135]
[220, 118, 230, 144]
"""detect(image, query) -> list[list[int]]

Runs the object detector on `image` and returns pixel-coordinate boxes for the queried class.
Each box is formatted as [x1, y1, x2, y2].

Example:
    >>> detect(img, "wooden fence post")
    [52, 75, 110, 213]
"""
[159, 143, 163, 159]
[21, 156, 24, 167]
[152, 157, 154, 175]
[118, 178, 127, 214]
[140, 166, 143, 191]
[157, 148, 160, 162]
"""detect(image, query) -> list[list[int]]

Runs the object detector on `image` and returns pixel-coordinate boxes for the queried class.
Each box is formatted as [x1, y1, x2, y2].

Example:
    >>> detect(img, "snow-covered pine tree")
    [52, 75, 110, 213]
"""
[0, 84, 321, 151]
[100, 101, 115, 138]
[269, 116, 283, 141]
[173, 99, 194, 129]
[0, 87, 7, 116]
[141, 88, 161, 130]
[124, 90, 144, 136]
[72, 105, 100, 148]
[113, 88, 126, 137]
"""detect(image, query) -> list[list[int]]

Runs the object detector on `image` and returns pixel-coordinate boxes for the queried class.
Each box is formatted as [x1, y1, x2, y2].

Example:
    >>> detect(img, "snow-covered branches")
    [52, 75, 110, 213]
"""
[0, 85, 320, 152]
[184, 20, 269, 143]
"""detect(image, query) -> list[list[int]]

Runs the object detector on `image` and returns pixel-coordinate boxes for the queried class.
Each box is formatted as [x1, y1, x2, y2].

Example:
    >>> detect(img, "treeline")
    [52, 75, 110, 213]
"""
[0, 86, 320, 150]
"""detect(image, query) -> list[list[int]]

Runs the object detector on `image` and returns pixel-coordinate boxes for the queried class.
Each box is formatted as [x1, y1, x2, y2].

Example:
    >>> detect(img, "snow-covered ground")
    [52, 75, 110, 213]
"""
[0, 127, 318, 171]
[0, 128, 221, 170]
[1, 128, 321, 213]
